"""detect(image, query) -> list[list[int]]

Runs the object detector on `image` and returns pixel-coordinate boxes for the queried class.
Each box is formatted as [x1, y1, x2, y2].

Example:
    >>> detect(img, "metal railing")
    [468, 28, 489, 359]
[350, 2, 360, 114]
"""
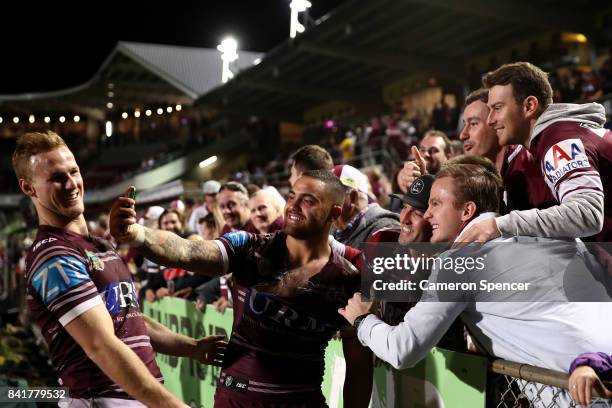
[489, 359, 612, 408]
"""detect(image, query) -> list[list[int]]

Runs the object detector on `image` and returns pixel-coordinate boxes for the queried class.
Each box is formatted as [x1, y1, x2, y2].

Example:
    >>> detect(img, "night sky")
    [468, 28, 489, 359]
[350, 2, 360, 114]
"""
[0, 0, 345, 95]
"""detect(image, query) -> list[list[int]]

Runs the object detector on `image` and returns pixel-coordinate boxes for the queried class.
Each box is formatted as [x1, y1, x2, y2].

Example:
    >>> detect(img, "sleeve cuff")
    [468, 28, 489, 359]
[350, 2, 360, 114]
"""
[495, 215, 510, 236]
[58, 296, 103, 326]
[356, 314, 382, 347]
[569, 352, 612, 375]
[213, 240, 229, 274]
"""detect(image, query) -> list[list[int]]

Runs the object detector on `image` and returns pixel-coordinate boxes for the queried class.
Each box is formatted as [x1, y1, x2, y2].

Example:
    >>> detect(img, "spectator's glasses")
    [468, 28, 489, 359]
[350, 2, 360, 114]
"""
[418, 146, 440, 156]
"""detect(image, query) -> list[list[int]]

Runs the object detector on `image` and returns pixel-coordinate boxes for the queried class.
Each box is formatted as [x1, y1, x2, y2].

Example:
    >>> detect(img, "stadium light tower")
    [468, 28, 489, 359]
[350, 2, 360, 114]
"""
[289, 0, 312, 38]
[217, 37, 239, 83]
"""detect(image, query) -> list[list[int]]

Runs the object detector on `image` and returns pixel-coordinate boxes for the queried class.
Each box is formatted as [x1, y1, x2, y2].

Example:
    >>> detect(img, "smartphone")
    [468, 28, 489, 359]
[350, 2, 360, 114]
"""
[123, 187, 136, 233]
[125, 186, 136, 200]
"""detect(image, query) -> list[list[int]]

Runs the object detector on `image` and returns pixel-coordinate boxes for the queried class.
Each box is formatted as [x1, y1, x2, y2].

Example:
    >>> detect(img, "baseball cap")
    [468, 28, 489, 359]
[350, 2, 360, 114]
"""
[389, 174, 434, 211]
[170, 199, 185, 212]
[144, 205, 165, 220]
[202, 180, 221, 195]
[332, 164, 369, 195]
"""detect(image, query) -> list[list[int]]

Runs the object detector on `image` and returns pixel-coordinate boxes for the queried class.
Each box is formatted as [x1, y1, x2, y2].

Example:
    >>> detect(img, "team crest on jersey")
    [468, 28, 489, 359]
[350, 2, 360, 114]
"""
[86, 251, 104, 271]
[543, 139, 590, 184]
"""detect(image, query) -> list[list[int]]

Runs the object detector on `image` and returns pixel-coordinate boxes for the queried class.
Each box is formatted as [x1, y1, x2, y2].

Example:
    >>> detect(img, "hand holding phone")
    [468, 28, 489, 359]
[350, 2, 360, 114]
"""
[122, 187, 136, 233]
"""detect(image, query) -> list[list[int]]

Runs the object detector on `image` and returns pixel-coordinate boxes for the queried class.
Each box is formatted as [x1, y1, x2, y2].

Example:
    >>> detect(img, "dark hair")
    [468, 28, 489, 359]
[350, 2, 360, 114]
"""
[158, 208, 185, 229]
[245, 183, 261, 197]
[437, 155, 502, 215]
[290, 145, 333, 173]
[422, 130, 452, 156]
[198, 213, 217, 228]
[464, 88, 489, 107]
[449, 140, 464, 156]
[482, 62, 553, 111]
[300, 169, 345, 206]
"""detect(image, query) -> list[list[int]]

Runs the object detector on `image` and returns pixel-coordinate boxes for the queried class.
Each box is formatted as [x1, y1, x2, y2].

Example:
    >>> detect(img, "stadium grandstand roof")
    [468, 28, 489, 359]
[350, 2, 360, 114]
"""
[195, 0, 612, 123]
[0, 41, 262, 119]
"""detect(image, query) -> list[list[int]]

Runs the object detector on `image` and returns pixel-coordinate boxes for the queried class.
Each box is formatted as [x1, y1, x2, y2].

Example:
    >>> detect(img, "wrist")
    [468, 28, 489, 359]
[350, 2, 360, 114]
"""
[353, 312, 372, 330]
[131, 223, 145, 247]
[183, 337, 199, 359]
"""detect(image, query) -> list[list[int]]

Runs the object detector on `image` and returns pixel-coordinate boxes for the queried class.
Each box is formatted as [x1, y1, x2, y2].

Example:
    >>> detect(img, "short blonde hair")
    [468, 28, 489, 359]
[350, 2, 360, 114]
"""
[437, 155, 502, 214]
[12, 131, 67, 181]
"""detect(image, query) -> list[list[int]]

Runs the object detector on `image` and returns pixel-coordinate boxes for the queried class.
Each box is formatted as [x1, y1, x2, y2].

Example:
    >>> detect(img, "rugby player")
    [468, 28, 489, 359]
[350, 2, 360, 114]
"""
[110, 170, 372, 408]
[13, 131, 226, 408]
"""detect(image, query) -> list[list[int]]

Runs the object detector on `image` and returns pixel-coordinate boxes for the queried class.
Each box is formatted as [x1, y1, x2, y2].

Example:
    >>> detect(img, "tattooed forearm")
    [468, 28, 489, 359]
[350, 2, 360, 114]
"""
[138, 227, 223, 276]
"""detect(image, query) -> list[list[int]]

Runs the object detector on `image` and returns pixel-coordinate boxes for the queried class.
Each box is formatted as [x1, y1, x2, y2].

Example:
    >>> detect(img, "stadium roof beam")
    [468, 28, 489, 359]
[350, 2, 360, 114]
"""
[403, 0, 594, 33]
[238, 78, 380, 104]
[297, 40, 461, 76]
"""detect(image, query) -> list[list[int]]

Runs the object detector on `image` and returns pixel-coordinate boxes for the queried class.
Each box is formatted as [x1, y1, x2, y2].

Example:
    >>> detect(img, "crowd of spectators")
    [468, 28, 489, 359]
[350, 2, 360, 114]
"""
[2, 54, 612, 406]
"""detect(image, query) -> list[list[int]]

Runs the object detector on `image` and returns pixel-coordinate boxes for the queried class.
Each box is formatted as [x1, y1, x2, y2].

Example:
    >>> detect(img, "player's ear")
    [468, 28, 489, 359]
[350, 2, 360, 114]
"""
[19, 178, 36, 198]
[523, 95, 539, 118]
[461, 201, 477, 222]
[348, 189, 359, 205]
[329, 204, 342, 221]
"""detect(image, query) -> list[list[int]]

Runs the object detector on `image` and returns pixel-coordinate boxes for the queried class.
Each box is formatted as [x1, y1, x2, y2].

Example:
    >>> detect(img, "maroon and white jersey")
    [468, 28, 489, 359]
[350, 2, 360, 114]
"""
[501, 145, 556, 213]
[530, 121, 612, 241]
[213, 231, 360, 407]
[25, 225, 162, 399]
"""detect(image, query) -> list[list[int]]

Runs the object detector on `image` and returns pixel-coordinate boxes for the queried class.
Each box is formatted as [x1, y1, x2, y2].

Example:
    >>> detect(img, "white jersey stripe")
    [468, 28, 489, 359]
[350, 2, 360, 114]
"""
[214, 240, 230, 274]
[48, 281, 96, 310]
[58, 296, 103, 326]
[29, 245, 86, 275]
[49, 284, 98, 312]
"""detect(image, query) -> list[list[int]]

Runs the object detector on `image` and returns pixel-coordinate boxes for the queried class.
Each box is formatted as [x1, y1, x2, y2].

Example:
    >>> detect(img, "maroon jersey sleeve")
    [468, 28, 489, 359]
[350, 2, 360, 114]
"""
[27, 239, 102, 327]
[537, 123, 604, 203]
[214, 231, 282, 286]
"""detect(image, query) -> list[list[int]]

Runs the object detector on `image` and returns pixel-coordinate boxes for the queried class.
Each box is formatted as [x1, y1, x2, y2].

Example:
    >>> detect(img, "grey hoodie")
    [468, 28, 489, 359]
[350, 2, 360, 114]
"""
[496, 103, 606, 239]
[529, 102, 606, 147]
[332, 203, 399, 249]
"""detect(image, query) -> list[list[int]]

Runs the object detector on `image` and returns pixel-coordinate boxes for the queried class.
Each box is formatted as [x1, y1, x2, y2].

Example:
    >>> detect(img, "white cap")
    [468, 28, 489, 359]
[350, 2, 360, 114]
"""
[332, 164, 369, 195]
[262, 185, 286, 209]
[170, 199, 185, 212]
[202, 180, 221, 194]
[144, 205, 165, 221]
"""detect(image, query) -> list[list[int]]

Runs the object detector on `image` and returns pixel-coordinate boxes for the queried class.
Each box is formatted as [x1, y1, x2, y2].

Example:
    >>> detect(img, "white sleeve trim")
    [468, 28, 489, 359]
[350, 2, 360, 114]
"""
[58, 296, 103, 326]
[213, 240, 230, 274]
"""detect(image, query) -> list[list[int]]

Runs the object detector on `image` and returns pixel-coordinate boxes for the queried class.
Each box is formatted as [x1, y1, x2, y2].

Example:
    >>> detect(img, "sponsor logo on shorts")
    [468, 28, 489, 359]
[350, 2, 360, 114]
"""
[222, 375, 248, 393]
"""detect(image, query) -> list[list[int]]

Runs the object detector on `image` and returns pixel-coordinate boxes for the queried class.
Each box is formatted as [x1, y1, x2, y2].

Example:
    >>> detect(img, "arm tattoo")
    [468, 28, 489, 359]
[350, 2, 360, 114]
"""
[138, 227, 223, 276]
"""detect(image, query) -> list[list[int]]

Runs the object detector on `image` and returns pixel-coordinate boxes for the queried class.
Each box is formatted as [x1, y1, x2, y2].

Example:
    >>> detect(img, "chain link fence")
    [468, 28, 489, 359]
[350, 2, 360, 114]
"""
[488, 359, 612, 408]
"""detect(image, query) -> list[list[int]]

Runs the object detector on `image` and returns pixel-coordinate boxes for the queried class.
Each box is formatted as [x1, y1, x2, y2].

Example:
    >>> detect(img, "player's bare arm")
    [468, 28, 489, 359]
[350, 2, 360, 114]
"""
[109, 192, 224, 275]
[143, 314, 227, 366]
[65, 304, 188, 408]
